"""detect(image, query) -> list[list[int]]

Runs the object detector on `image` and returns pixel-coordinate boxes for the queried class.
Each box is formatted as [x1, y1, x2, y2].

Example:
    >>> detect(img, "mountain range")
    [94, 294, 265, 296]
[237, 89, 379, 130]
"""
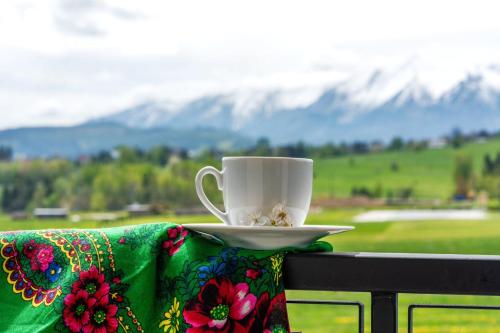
[94, 65, 500, 143]
[2, 64, 500, 157]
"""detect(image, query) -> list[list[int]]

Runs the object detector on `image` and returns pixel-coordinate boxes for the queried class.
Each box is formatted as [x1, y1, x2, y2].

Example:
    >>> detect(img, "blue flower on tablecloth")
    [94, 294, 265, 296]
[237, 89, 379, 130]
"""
[45, 262, 62, 283]
[198, 248, 240, 286]
[198, 262, 225, 285]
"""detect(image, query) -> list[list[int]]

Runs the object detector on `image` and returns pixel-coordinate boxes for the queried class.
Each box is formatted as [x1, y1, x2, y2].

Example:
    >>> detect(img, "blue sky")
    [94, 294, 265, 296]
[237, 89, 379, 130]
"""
[1, 0, 500, 129]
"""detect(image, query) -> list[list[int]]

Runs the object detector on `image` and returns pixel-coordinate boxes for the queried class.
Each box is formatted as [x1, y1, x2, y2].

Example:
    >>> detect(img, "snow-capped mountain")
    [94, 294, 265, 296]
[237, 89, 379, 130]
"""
[91, 65, 500, 144]
[87, 100, 182, 129]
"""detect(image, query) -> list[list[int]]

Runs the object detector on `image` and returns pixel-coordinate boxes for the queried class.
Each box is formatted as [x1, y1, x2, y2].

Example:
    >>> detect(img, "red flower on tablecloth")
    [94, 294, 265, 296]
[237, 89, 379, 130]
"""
[83, 294, 118, 333]
[63, 265, 117, 333]
[30, 243, 54, 272]
[80, 242, 91, 252]
[63, 292, 118, 333]
[72, 265, 110, 299]
[245, 269, 261, 280]
[183, 277, 257, 333]
[22, 239, 38, 258]
[63, 290, 94, 332]
[162, 226, 188, 256]
[250, 292, 289, 333]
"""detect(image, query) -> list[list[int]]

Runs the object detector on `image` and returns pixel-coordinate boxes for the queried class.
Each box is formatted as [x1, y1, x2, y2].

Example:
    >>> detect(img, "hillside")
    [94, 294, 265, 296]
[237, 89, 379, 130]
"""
[313, 137, 500, 199]
[0, 123, 253, 158]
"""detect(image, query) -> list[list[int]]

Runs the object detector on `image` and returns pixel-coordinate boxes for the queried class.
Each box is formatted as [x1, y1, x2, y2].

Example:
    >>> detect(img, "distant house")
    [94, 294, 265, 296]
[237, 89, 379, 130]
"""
[10, 211, 28, 220]
[428, 138, 447, 149]
[33, 208, 69, 219]
[370, 141, 384, 152]
[126, 203, 152, 216]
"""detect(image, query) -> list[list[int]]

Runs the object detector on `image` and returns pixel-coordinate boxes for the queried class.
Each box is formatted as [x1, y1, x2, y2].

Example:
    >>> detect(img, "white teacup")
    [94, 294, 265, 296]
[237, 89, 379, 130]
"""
[195, 157, 313, 227]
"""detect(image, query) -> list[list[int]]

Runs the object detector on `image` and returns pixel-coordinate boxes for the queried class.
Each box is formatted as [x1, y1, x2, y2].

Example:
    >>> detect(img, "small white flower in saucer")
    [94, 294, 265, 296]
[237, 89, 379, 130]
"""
[270, 202, 292, 227]
[254, 215, 271, 226]
[242, 211, 271, 226]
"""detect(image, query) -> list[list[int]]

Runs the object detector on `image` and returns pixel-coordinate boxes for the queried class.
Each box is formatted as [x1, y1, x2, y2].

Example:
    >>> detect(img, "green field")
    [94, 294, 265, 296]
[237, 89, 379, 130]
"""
[2, 210, 500, 332]
[314, 137, 500, 199]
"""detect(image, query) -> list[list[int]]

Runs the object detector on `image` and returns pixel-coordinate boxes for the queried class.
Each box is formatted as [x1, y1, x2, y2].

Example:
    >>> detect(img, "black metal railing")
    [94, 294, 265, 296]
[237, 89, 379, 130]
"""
[283, 252, 500, 333]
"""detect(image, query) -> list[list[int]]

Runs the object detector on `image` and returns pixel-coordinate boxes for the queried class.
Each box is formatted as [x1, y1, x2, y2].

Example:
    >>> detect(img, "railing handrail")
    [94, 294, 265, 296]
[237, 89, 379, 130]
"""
[283, 252, 500, 296]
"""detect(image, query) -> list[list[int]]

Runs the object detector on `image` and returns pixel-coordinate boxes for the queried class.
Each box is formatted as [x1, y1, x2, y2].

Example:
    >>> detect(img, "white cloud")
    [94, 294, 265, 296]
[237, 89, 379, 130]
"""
[1, 0, 500, 128]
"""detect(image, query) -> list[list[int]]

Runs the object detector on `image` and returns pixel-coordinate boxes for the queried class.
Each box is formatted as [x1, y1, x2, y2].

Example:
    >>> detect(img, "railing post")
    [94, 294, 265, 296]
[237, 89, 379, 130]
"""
[371, 292, 398, 333]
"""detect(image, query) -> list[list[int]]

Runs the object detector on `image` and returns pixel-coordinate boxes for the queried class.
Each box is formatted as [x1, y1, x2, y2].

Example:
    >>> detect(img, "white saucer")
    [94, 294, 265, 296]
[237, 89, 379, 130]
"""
[183, 224, 354, 250]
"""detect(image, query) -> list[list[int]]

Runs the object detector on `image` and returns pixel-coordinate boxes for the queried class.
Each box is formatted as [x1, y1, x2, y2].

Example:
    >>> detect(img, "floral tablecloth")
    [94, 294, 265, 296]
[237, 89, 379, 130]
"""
[0, 223, 331, 333]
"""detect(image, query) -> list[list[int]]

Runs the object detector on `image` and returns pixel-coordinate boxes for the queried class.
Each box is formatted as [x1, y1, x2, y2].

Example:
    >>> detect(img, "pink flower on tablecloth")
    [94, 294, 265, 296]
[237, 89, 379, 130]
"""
[30, 244, 54, 272]
[183, 277, 257, 333]
[162, 226, 188, 256]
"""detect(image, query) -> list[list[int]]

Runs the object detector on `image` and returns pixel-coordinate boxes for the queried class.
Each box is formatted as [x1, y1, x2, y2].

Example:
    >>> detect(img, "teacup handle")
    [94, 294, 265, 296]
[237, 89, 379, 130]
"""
[195, 166, 229, 224]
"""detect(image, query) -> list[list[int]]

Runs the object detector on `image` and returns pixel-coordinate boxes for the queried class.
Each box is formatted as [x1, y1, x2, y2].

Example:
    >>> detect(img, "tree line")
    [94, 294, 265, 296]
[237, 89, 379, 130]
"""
[0, 128, 499, 213]
[0, 157, 222, 213]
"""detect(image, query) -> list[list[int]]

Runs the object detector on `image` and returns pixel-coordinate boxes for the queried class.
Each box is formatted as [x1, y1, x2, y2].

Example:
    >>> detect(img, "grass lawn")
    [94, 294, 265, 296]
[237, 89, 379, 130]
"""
[1, 209, 500, 332]
[313, 137, 500, 199]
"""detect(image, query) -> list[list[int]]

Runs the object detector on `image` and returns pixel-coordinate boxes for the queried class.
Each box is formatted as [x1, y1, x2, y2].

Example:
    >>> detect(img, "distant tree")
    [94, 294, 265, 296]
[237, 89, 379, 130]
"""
[90, 191, 107, 211]
[351, 141, 369, 154]
[31, 182, 47, 208]
[275, 145, 294, 157]
[411, 140, 428, 152]
[316, 143, 337, 157]
[92, 150, 113, 163]
[1, 186, 10, 211]
[396, 187, 414, 199]
[1, 177, 34, 212]
[0, 146, 12, 161]
[450, 128, 465, 149]
[147, 145, 172, 166]
[477, 129, 490, 139]
[116, 146, 141, 163]
[294, 141, 307, 158]
[483, 154, 495, 175]
[454, 154, 474, 197]
[195, 148, 222, 163]
[177, 149, 189, 160]
[338, 142, 349, 155]
[351, 186, 376, 198]
[312, 142, 346, 158]
[254, 137, 272, 156]
[482, 152, 500, 177]
[388, 137, 404, 151]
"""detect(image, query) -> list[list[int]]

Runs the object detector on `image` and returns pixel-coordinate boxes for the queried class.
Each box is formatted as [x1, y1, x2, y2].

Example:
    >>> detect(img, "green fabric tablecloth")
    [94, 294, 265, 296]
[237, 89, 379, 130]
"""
[0, 223, 331, 333]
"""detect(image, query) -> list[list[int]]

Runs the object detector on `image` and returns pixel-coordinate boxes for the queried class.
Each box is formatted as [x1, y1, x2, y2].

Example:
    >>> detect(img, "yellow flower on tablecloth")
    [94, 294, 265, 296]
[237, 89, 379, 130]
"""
[159, 297, 181, 333]
[270, 253, 285, 285]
